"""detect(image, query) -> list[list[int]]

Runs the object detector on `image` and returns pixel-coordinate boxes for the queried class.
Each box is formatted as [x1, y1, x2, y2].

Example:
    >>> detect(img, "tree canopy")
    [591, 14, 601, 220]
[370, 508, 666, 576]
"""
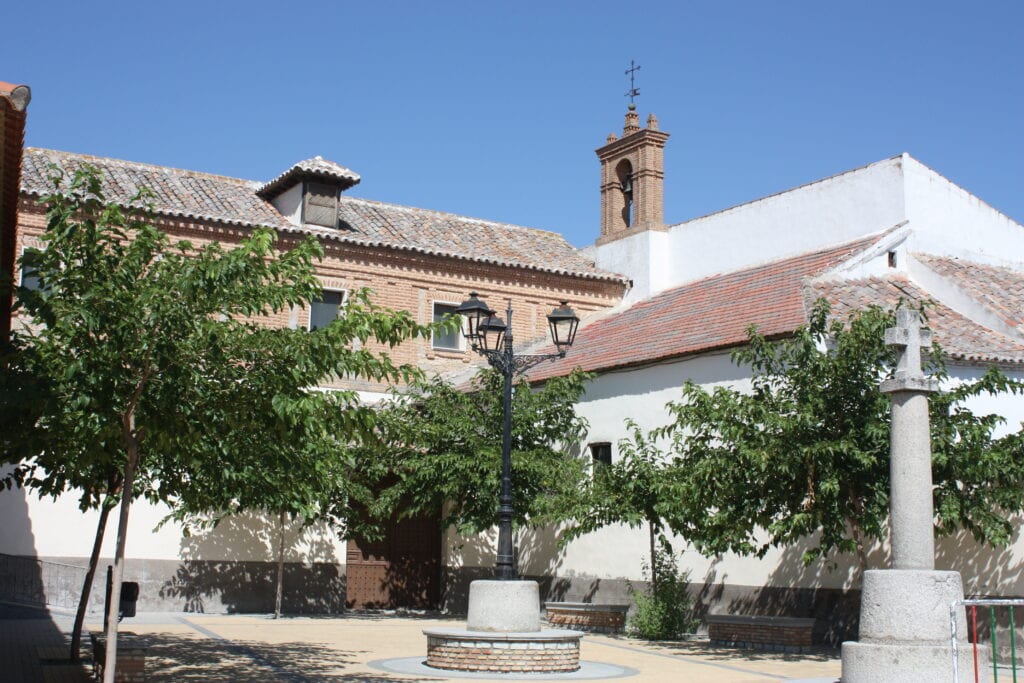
[650, 300, 1024, 566]
[557, 300, 1024, 570]
[1, 166, 433, 666]
[352, 368, 591, 538]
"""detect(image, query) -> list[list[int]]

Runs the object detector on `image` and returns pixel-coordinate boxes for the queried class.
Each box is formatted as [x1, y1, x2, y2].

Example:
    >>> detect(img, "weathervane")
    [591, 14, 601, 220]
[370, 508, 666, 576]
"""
[624, 60, 641, 105]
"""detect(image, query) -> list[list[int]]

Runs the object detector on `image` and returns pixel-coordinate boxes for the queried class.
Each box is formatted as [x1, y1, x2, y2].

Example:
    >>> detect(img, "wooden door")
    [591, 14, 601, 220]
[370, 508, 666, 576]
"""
[345, 513, 441, 609]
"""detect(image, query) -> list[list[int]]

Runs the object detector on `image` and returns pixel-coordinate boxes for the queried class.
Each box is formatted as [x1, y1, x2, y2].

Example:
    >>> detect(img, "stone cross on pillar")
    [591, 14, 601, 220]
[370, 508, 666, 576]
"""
[881, 309, 940, 570]
[842, 309, 978, 682]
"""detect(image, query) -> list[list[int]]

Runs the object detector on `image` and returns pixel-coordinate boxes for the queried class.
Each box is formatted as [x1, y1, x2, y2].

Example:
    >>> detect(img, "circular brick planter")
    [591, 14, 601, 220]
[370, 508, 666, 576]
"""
[423, 628, 583, 673]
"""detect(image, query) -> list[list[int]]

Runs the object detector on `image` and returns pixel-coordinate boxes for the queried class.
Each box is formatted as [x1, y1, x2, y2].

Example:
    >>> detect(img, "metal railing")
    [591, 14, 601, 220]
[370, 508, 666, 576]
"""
[952, 598, 1024, 683]
[0, 552, 88, 609]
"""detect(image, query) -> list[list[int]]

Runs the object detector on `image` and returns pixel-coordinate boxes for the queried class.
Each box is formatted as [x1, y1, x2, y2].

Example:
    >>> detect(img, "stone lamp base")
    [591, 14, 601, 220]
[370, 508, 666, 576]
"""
[424, 579, 583, 673]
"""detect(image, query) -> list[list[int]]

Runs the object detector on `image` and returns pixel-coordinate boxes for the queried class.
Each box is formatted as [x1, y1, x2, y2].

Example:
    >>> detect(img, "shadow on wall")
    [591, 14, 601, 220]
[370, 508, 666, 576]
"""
[937, 519, 1024, 598]
[707, 520, 1024, 646]
[443, 523, 619, 614]
[160, 513, 344, 615]
[517, 524, 592, 603]
[937, 521, 1024, 660]
[0, 481, 85, 611]
[694, 536, 875, 646]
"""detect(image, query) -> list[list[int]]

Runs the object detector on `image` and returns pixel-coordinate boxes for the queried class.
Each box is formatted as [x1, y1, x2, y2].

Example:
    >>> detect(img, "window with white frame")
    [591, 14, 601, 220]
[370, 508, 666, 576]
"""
[431, 302, 463, 351]
[308, 289, 345, 331]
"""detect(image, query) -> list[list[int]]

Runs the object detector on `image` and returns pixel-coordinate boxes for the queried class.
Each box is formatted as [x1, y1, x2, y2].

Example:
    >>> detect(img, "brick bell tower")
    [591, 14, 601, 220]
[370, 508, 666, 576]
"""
[595, 104, 670, 245]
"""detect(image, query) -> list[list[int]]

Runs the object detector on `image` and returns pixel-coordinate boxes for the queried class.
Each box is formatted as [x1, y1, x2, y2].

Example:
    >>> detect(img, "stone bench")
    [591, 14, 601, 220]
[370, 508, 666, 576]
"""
[90, 631, 148, 682]
[544, 602, 630, 634]
[706, 614, 816, 653]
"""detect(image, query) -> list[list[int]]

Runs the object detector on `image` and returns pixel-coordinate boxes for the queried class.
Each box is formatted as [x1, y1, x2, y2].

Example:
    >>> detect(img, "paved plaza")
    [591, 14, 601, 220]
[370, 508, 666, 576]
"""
[1, 603, 841, 683]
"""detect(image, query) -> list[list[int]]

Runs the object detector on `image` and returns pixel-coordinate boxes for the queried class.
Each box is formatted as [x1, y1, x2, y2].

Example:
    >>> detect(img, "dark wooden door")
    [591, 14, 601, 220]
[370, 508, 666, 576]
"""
[345, 513, 441, 609]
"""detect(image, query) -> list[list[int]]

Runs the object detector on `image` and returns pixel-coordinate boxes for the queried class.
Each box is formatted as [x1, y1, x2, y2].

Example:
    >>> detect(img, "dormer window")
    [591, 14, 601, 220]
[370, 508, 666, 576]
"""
[304, 181, 339, 229]
[257, 156, 361, 228]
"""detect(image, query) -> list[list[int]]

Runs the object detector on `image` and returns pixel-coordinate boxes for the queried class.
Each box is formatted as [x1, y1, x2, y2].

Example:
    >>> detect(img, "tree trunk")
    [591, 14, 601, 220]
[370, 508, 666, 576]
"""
[102, 430, 139, 683]
[274, 510, 285, 619]
[69, 494, 115, 663]
[648, 521, 658, 593]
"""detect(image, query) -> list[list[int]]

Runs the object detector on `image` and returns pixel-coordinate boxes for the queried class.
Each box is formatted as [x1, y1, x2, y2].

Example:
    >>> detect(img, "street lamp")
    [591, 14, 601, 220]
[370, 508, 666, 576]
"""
[455, 292, 580, 580]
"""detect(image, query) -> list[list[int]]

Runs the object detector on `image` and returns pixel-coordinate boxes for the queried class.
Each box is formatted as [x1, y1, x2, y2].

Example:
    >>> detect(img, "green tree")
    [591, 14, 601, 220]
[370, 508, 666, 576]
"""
[355, 368, 591, 542]
[557, 418, 679, 590]
[1, 167, 430, 673]
[654, 300, 1024, 568]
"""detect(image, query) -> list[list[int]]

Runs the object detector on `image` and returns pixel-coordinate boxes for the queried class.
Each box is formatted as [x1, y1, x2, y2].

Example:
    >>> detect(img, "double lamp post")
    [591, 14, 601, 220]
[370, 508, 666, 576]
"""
[454, 293, 580, 580]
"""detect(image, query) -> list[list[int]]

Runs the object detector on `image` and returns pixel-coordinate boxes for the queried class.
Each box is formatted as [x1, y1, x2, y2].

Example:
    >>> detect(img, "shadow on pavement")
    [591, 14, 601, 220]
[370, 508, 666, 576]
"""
[144, 632, 432, 682]
[604, 634, 840, 663]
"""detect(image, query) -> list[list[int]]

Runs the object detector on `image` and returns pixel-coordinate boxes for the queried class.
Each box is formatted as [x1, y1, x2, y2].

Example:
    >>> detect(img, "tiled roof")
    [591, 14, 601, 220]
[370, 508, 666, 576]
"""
[334, 196, 611, 279]
[528, 234, 883, 381]
[913, 254, 1024, 331]
[810, 275, 1024, 365]
[22, 148, 285, 229]
[256, 156, 360, 198]
[20, 148, 622, 283]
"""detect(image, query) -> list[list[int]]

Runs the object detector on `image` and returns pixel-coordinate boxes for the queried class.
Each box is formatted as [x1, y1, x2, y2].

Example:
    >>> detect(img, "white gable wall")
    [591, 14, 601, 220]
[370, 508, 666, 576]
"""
[594, 155, 1024, 306]
[594, 157, 908, 301]
[903, 156, 1024, 267]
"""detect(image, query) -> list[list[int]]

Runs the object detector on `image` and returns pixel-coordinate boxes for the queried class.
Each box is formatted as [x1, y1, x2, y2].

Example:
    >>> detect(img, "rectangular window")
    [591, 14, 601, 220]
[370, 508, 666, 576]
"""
[589, 442, 612, 467]
[19, 249, 41, 291]
[304, 181, 339, 229]
[432, 302, 462, 351]
[309, 289, 345, 331]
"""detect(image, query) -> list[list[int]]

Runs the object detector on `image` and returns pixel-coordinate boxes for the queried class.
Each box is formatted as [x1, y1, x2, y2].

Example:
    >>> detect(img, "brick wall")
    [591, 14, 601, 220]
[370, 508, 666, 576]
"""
[706, 615, 816, 653]
[425, 635, 579, 673]
[545, 603, 628, 633]
[14, 200, 624, 392]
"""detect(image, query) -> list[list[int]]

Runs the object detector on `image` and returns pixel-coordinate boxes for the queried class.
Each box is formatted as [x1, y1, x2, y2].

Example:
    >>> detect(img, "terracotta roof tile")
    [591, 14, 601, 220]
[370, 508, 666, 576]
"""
[528, 235, 883, 381]
[256, 156, 360, 198]
[529, 238, 1024, 381]
[20, 148, 623, 283]
[913, 254, 1024, 331]
[811, 275, 1024, 365]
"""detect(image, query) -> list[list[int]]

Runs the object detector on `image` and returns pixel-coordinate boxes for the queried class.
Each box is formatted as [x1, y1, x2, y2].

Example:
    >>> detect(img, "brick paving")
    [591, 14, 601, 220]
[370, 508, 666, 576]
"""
[0, 604, 841, 682]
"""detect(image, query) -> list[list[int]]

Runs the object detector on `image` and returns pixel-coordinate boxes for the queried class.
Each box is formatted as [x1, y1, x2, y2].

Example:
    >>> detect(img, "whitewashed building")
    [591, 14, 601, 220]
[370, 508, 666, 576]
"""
[501, 112, 1024, 642]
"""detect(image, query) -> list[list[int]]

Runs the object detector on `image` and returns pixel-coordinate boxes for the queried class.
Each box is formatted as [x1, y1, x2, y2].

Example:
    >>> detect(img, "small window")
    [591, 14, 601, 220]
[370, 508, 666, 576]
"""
[303, 181, 339, 229]
[432, 302, 462, 351]
[309, 289, 345, 331]
[589, 442, 612, 467]
[19, 249, 42, 291]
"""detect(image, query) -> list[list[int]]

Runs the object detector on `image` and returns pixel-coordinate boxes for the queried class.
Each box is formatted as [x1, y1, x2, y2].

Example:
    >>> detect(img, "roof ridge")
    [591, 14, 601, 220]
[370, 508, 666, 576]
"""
[667, 154, 906, 228]
[25, 147, 259, 187]
[643, 231, 886, 305]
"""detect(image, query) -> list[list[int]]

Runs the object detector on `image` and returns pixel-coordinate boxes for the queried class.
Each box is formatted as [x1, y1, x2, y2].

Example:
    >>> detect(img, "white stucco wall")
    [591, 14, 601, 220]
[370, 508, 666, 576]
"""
[903, 157, 1024, 267]
[270, 183, 303, 226]
[593, 154, 1024, 305]
[505, 355, 1024, 597]
[0, 485, 347, 565]
[593, 157, 909, 299]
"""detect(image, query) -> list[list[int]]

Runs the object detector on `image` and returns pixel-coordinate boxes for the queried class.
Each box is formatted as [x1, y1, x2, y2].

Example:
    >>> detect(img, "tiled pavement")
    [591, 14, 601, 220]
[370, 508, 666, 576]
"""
[0, 604, 841, 683]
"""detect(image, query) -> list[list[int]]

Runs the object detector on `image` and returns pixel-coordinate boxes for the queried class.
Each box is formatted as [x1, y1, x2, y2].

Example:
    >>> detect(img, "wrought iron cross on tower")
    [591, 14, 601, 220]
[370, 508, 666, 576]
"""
[625, 60, 641, 104]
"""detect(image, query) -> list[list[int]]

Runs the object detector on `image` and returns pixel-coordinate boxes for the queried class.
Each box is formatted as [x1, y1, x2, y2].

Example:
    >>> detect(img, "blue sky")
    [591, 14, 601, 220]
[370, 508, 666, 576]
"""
[3, 1, 1022, 247]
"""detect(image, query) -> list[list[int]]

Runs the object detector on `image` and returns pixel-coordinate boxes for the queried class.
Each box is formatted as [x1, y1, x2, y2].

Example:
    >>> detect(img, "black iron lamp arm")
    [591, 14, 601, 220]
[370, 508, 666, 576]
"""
[473, 348, 567, 376]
